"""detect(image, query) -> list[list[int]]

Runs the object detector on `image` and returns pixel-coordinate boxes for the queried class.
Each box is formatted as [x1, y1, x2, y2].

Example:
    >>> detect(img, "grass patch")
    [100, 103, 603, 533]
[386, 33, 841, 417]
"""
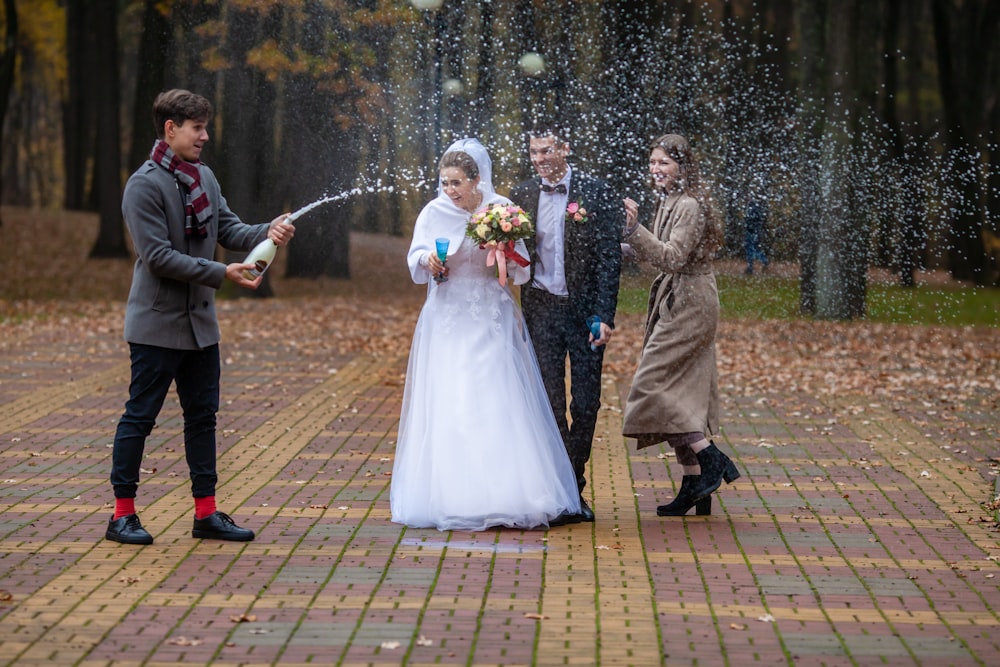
[717, 274, 802, 321]
[865, 282, 999, 327]
[618, 271, 1000, 327]
[4, 205, 996, 328]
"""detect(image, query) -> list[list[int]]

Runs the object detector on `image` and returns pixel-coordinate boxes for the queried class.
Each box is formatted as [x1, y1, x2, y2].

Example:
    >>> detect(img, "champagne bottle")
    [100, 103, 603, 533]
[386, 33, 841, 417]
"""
[242, 213, 299, 280]
[242, 237, 277, 280]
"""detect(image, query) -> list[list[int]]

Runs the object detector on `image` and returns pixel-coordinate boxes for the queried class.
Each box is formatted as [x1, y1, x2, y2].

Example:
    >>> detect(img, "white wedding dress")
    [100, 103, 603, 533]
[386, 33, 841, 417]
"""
[391, 140, 581, 531]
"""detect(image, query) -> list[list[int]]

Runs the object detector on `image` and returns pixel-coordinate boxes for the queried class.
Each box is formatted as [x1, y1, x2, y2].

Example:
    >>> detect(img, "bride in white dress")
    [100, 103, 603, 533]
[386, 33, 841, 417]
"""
[391, 138, 582, 531]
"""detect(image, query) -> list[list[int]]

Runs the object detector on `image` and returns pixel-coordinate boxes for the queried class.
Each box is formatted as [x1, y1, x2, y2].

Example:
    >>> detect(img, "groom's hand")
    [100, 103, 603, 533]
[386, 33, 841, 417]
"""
[590, 322, 613, 348]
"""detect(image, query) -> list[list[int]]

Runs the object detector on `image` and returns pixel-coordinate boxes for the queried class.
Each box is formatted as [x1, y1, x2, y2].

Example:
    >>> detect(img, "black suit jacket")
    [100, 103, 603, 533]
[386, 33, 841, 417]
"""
[509, 170, 623, 329]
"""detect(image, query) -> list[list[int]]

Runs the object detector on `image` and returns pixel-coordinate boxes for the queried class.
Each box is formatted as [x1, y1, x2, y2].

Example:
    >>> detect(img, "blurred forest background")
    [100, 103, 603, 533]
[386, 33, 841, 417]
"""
[0, 0, 998, 318]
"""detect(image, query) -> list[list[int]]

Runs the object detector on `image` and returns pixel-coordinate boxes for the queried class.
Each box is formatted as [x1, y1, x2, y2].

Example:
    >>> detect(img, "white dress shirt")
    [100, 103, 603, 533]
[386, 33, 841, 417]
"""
[532, 166, 571, 296]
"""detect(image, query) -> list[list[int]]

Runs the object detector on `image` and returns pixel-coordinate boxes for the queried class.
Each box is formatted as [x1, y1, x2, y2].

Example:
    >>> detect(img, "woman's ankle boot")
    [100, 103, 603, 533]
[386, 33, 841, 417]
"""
[715, 440, 741, 484]
[689, 444, 740, 501]
[657, 475, 712, 516]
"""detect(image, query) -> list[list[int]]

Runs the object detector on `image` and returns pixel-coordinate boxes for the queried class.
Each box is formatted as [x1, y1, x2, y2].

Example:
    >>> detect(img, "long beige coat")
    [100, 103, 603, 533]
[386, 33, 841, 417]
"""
[622, 193, 720, 449]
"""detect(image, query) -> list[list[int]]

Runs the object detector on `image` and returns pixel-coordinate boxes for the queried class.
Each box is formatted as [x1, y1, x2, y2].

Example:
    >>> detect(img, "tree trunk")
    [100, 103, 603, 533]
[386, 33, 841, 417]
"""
[219, 4, 279, 297]
[931, 0, 997, 284]
[469, 0, 494, 137]
[89, 0, 128, 258]
[281, 7, 353, 280]
[720, 0, 747, 258]
[602, 0, 660, 197]
[0, 0, 16, 226]
[64, 0, 98, 211]
[813, 0, 870, 320]
[768, 0, 794, 98]
[673, 1, 697, 137]
[884, 0, 925, 287]
[514, 0, 538, 150]
[128, 0, 172, 172]
[877, 0, 902, 273]
[796, 0, 827, 315]
[441, 1, 465, 136]
[171, 2, 220, 102]
[844, 0, 879, 314]
[904, 0, 930, 275]
[354, 0, 401, 236]
[986, 43, 1000, 285]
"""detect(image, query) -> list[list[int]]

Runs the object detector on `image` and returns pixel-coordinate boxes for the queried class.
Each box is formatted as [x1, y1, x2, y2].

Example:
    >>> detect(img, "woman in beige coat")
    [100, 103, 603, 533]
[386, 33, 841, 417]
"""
[622, 134, 739, 516]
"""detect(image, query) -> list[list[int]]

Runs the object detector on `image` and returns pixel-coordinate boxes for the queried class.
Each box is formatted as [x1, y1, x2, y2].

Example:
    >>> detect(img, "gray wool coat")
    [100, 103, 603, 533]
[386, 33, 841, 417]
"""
[621, 193, 720, 449]
[121, 160, 269, 350]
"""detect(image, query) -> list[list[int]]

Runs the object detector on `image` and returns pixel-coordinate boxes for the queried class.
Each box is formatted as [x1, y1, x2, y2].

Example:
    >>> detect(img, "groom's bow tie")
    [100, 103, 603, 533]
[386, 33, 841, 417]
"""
[541, 183, 567, 194]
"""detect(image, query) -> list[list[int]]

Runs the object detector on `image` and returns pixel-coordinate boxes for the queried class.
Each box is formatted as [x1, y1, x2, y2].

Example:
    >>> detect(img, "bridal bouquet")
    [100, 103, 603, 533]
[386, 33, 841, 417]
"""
[466, 203, 533, 286]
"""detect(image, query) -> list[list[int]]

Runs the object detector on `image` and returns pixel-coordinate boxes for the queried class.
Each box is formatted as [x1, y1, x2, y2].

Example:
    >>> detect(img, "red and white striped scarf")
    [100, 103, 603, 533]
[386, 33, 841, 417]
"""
[150, 139, 212, 237]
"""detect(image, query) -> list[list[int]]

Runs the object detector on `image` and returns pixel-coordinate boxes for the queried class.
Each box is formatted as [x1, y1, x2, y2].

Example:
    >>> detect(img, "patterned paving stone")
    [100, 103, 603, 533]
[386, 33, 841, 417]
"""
[1, 305, 998, 666]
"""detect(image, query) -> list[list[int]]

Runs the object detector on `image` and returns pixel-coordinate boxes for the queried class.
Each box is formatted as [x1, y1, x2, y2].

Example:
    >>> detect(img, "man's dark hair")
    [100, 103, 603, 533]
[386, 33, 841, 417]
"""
[152, 89, 213, 139]
[527, 123, 570, 145]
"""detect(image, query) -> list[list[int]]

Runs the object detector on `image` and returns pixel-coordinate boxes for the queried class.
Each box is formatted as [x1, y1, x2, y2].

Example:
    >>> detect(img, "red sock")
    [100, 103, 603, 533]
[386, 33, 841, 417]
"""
[194, 496, 217, 520]
[114, 498, 136, 520]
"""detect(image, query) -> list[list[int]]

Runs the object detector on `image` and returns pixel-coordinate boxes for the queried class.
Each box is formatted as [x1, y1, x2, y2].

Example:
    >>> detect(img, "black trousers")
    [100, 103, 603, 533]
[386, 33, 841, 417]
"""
[522, 285, 604, 492]
[110, 343, 220, 499]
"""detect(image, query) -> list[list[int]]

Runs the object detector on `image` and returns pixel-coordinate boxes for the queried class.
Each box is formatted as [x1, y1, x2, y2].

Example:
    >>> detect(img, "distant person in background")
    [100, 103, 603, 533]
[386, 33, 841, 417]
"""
[743, 192, 769, 275]
[509, 124, 623, 524]
[106, 89, 294, 545]
[621, 134, 739, 517]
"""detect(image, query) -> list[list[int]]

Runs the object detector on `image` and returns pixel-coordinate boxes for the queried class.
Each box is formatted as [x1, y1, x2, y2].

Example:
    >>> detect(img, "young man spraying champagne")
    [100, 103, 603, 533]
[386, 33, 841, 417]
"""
[106, 89, 294, 545]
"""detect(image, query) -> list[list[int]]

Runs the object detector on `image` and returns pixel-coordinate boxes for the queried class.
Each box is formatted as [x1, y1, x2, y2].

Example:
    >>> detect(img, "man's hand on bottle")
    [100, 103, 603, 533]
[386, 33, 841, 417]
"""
[268, 213, 296, 246]
[226, 263, 264, 289]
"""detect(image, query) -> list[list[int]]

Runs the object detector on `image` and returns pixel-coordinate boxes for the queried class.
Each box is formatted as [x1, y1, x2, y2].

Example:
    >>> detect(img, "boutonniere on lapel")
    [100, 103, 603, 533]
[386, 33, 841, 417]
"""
[565, 201, 589, 225]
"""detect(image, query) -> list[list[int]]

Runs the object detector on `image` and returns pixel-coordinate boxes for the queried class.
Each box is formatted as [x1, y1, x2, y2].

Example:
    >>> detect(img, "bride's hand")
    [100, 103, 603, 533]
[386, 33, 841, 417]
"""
[427, 252, 448, 278]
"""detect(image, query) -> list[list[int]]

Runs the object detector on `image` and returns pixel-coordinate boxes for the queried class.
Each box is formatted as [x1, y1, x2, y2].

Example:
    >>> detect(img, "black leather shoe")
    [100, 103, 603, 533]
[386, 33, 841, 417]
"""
[192, 511, 255, 541]
[106, 514, 153, 545]
[578, 497, 595, 522]
[548, 510, 583, 527]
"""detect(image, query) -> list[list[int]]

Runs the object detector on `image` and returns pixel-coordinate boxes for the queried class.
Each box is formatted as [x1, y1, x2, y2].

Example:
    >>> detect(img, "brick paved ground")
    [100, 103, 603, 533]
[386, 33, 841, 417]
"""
[1, 297, 997, 667]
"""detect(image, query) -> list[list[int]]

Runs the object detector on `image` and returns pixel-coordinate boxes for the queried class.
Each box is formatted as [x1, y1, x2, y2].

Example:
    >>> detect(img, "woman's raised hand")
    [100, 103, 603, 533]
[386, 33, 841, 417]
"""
[623, 198, 639, 234]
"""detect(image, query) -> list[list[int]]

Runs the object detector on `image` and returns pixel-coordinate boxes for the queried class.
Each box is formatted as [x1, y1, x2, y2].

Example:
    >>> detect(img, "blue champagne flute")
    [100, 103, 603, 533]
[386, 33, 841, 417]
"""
[586, 315, 602, 351]
[434, 237, 450, 283]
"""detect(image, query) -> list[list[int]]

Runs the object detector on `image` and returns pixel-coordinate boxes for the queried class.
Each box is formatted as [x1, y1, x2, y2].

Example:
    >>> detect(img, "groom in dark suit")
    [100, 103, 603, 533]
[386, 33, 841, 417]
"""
[510, 125, 623, 523]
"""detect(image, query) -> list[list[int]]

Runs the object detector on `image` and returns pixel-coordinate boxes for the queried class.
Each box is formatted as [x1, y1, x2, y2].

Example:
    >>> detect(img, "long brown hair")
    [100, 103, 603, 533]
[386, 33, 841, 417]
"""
[651, 134, 723, 251]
